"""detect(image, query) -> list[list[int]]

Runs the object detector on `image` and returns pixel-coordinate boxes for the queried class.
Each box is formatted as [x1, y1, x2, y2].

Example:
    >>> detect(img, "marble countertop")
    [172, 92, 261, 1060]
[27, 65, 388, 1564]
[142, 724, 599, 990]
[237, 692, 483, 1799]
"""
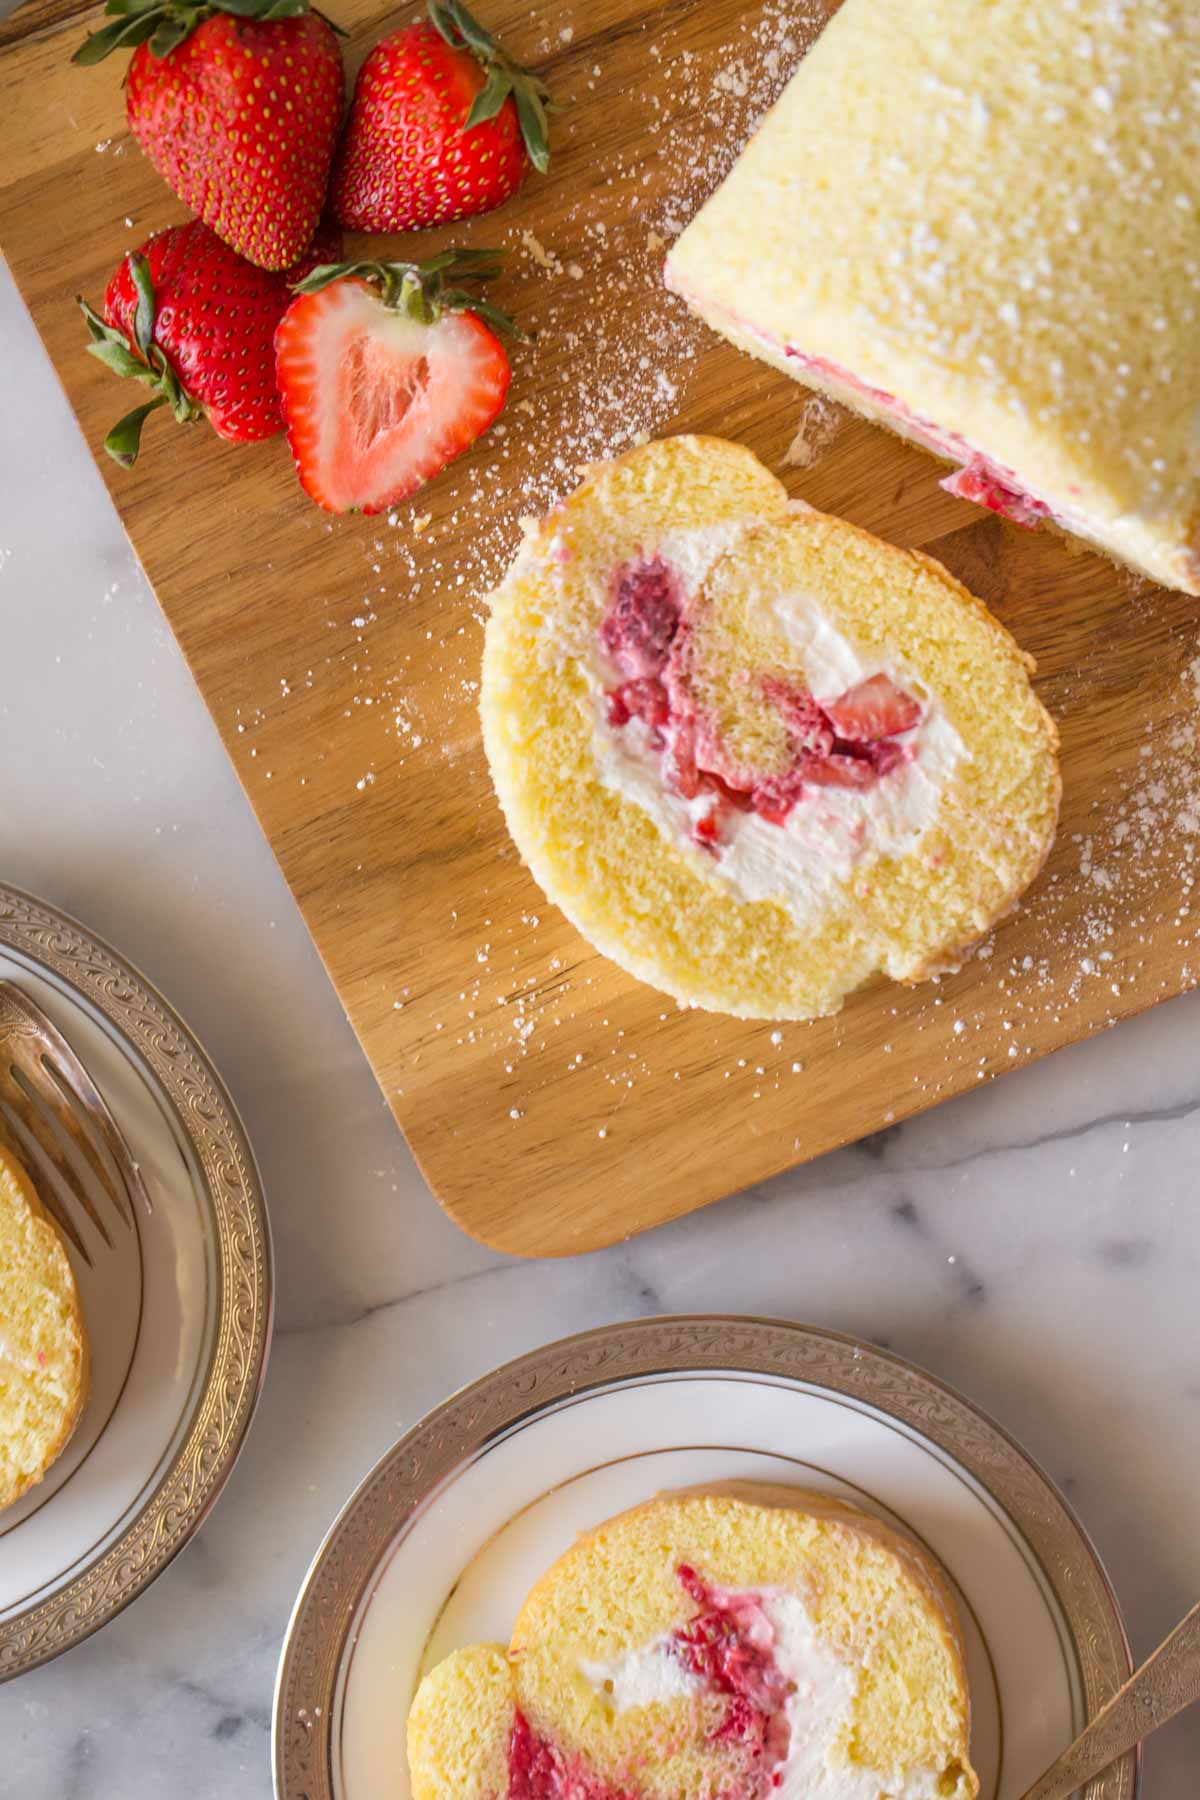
[2, 234, 1199, 1794]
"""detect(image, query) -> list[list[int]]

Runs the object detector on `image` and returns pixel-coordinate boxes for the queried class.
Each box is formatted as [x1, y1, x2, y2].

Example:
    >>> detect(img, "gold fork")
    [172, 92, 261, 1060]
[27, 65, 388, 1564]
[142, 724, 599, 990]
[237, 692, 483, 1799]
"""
[1019, 1597, 1200, 1798]
[0, 981, 149, 1266]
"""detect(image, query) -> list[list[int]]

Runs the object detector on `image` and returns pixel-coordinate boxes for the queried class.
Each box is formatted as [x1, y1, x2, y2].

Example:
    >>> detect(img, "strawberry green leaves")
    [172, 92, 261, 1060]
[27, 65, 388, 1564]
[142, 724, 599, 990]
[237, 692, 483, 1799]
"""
[293, 248, 528, 339]
[428, 0, 558, 174]
[73, 0, 168, 65]
[100, 399, 171, 465]
[79, 254, 199, 465]
[73, 0, 329, 63]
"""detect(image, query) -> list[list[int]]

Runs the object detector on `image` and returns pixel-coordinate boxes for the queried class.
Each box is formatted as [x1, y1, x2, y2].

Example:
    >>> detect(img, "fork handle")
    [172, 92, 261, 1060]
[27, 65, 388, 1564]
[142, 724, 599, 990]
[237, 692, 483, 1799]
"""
[1019, 1599, 1200, 1800]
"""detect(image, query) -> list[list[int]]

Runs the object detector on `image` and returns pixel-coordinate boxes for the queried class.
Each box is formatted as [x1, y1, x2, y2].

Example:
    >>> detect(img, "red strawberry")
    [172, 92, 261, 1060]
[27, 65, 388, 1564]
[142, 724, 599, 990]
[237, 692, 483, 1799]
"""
[78, 218, 341, 464]
[331, 0, 556, 232]
[275, 249, 518, 513]
[795, 753, 878, 789]
[74, 0, 344, 271]
[824, 673, 922, 741]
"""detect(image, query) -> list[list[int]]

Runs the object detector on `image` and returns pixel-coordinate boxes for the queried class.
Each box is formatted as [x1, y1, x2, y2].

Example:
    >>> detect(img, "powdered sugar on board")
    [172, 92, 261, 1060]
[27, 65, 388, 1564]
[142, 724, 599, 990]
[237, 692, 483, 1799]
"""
[207, 0, 1200, 1208]
[340, 0, 826, 620]
[239, 0, 829, 799]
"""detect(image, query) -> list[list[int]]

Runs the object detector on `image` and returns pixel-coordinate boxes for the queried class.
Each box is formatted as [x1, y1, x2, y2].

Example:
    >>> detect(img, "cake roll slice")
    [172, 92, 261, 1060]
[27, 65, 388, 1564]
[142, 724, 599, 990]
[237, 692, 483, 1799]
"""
[407, 1485, 980, 1800]
[665, 0, 1200, 595]
[0, 1139, 89, 1509]
[480, 436, 1059, 1022]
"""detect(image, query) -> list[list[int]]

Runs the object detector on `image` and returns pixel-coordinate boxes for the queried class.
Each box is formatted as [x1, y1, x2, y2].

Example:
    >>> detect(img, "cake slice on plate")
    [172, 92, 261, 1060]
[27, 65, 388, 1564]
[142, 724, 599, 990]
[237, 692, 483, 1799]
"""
[0, 1138, 89, 1508]
[665, 0, 1200, 594]
[481, 436, 1060, 1021]
[407, 1485, 980, 1800]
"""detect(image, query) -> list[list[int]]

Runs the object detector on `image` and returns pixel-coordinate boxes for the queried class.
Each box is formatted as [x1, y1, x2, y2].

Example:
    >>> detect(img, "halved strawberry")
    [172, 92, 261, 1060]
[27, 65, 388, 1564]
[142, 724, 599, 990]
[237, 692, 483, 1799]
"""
[824, 673, 922, 742]
[275, 249, 518, 513]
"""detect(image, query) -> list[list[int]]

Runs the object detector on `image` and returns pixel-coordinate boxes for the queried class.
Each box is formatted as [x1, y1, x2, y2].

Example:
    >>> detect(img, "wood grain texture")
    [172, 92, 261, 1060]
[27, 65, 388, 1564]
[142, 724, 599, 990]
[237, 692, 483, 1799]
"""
[3, 0, 1199, 1256]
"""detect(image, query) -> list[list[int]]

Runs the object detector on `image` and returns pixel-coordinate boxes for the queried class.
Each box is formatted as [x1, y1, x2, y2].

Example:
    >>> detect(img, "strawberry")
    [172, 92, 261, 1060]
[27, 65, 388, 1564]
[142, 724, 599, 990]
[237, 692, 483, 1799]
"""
[274, 249, 518, 513]
[824, 673, 922, 741]
[331, 0, 556, 232]
[78, 218, 341, 464]
[74, 0, 345, 272]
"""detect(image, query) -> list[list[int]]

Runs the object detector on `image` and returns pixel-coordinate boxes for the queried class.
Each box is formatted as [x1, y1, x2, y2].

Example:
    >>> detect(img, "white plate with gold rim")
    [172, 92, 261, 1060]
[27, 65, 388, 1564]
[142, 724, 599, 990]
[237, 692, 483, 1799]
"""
[0, 884, 271, 1677]
[273, 1315, 1136, 1800]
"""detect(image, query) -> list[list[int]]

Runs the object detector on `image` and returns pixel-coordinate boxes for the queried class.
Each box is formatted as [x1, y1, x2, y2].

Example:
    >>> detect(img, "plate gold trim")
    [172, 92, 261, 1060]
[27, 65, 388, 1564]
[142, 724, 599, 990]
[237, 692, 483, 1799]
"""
[0, 883, 272, 1679]
[272, 1314, 1136, 1800]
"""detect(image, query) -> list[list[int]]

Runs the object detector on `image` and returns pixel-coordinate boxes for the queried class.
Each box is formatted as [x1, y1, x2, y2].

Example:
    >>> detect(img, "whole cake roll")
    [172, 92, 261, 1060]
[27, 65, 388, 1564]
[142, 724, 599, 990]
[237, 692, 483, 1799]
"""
[407, 1485, 980, 1800]
[665, 0, 1200, 595]
[480, 436, 1060, 1021]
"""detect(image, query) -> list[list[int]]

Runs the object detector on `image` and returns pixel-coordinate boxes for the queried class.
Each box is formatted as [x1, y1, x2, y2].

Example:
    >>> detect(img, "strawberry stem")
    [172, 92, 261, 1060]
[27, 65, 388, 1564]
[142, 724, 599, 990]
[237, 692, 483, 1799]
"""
[72, 0, 343, 66]
[293, 250, 528, 338]
[427, 0, 558, 174]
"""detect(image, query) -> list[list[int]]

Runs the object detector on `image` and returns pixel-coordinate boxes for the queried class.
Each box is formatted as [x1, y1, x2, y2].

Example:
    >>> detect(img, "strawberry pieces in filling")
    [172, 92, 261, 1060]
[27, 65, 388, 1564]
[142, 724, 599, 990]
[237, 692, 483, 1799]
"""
[776, 346, 1052, 533]
[508, 1711, 639, 1800]
[672, 1565, 793, 1777]
[605, 678, 671, 731]
[822, 670, 921, 742]
[504, 1563, 799, 1800]
[939, 457, 1052, 529]
[600, 557, 683, 679]
[598, 560, 924, 849]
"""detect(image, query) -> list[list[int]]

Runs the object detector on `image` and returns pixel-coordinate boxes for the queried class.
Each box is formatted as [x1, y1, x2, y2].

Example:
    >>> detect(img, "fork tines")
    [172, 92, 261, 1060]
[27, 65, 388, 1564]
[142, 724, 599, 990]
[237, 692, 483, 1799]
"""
[0, 981, 148, 1266]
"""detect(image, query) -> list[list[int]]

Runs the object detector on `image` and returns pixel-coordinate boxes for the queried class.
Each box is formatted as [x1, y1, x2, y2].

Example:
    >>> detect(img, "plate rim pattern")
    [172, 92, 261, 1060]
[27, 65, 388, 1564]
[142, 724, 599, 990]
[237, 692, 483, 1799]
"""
[0, 881, 273, 1679]
[272, 1313, 1137, 1800]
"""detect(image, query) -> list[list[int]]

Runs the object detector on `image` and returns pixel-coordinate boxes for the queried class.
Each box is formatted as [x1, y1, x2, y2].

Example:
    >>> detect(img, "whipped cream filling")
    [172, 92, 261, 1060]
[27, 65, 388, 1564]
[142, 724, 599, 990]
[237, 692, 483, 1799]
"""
[579, 1643, 702, 1711]
[579, 1587, 946, 1800]
[581, 532, 965, 933]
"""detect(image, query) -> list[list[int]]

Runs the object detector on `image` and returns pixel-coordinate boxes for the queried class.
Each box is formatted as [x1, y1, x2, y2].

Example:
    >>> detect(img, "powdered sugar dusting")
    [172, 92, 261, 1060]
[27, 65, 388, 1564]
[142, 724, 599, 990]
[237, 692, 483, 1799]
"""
[219, 0, 1200, 1189]
[364, 0, 824, 621]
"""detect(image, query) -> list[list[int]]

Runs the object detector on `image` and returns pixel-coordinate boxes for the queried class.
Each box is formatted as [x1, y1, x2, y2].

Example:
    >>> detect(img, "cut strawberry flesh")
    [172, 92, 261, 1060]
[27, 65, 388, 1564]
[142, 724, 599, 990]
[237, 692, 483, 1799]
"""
[274, 277, 510, 514]
[598, 565, 923, 848]
[823, 672, 922, 742]
[344, 334, 430, 451]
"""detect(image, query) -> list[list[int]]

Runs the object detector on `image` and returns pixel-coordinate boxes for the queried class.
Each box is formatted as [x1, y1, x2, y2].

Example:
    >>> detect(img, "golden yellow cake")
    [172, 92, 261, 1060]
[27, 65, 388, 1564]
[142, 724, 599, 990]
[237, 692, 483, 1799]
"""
[407, 1485, 980, 1800]
[0, 1138, 89, 1509]
[480, 436, 1060, 1021]
[665, 0, 1200, 595]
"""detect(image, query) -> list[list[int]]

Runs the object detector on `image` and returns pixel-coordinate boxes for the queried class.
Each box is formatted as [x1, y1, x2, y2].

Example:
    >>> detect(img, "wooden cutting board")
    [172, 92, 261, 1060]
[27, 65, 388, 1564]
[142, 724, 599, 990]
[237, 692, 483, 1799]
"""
[4, 0, 1199, 1257]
